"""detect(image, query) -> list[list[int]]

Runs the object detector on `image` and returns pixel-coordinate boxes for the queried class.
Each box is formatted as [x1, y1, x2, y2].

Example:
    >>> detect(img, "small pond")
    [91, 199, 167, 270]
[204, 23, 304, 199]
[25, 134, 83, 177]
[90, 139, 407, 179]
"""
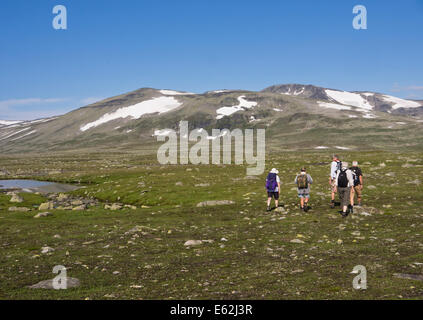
[0, 180, 79, 193]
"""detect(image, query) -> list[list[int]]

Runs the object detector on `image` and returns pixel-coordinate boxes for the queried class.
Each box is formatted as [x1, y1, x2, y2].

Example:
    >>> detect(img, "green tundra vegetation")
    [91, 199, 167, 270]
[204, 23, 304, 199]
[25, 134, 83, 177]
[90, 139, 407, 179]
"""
[0, 150, 422, 299]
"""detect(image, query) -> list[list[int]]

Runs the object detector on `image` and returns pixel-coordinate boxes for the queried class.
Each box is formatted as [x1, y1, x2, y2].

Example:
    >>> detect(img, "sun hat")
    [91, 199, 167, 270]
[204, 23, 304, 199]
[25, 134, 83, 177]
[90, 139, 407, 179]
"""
[342, 162, 349, 169]
[270, 168, 279, 174]
[352, 161, 358, 166]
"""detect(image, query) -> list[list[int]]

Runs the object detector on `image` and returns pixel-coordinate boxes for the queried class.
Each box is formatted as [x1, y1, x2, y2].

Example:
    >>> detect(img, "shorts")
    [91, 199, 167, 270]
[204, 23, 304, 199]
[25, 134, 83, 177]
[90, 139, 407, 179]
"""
[352, 185, 362, 198]
[298, 193, 310, 199]
[267, 191, 279, 200]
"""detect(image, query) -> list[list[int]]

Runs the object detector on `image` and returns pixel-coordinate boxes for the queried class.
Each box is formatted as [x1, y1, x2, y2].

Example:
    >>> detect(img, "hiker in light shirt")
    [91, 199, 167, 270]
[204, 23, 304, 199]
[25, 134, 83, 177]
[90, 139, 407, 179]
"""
[329, 154, 341, 208]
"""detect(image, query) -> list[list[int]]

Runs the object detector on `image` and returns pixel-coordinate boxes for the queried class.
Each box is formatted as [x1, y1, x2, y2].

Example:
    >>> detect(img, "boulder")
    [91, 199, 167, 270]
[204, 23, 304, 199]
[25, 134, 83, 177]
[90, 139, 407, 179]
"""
[10, 194, 23, 203]
[71, 200, 83, 206]
[72, 205, 86, 211]
[29, 277, 80, 289]
[39, 202, 54, 211]
[105, 203, 122, 210]
[184, 240, 203, 246]
[34, 212, 52, 218]
[290, 239, 305, 244]
[41, 246, 55, 254]
[274, 207, 286, 213]
[57, 193, 68, 201]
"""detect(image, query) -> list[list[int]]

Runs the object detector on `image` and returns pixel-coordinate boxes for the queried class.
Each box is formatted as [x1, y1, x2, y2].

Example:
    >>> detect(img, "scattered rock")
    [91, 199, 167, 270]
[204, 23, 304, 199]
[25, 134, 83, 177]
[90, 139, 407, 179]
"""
[124, 205, 137, 210]
[8, 206, 30, 212]
[10, 194, 23, 203]
[29, 277, 80, 289]
[290, 239, 305, 244]
[125, 225, 157, 235]
[71, 200, 83, 206]
[184, 240, 203, 246]
[195, 183, 210, 187]
[57, 193, 69, 201]
[72, 205, 86, 211]
[274, 207, 286, 213]
[39, 202, 54, 211]
[41, 246, 54, 254]
[105, 203, 122, 210]
[34, 212, 52, 218]
[175, 181, 183, 186]
[196, 200, 235, 207]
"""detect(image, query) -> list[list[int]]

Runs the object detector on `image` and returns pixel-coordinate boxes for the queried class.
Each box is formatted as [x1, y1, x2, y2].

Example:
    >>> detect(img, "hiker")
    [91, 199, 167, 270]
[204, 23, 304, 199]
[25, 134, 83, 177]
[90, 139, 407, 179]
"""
[266, 168, 281, 212]
[329, 154, 342, 208]
[350, 161, 363, 207]
[294, 167, 313, 212]
[334, 162, 354, 217]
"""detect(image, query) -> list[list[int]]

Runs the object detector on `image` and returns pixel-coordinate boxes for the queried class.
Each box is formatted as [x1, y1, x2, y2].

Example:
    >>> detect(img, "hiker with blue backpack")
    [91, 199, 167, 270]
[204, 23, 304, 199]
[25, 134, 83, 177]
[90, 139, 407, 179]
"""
[266, 168, 281, 212]
[294, 167, 313, 212]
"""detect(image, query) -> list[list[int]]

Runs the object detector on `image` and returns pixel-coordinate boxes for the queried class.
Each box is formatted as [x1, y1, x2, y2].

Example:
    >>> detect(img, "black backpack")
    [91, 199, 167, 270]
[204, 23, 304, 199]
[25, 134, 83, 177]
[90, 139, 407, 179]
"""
[338, 169, 348, 188]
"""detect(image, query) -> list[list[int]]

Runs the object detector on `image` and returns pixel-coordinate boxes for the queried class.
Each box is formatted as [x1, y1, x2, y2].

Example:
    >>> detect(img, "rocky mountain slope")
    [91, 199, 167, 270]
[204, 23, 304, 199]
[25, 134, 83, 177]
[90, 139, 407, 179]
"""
[1, 85, 422, 153]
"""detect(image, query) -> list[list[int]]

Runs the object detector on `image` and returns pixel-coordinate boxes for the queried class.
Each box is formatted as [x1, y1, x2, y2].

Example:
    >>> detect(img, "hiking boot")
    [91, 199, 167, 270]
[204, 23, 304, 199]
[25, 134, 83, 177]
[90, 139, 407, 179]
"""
[349, 205, 354, 214]
[342, 211, 349, 218]
[330, 200, 335, 209]
[357, 201, 362, 207]
[266, 206, 271, 212]
[304, 206, 309, 212]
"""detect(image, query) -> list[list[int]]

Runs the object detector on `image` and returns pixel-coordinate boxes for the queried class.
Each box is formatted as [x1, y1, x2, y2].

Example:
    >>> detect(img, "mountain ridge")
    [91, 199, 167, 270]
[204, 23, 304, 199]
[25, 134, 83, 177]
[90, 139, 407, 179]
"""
[1, 84, 422, 153]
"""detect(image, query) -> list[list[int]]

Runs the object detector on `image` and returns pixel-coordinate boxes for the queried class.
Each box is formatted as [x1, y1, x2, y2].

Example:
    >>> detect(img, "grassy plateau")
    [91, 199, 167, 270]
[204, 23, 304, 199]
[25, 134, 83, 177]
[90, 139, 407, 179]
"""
[0, 150, 422, 299]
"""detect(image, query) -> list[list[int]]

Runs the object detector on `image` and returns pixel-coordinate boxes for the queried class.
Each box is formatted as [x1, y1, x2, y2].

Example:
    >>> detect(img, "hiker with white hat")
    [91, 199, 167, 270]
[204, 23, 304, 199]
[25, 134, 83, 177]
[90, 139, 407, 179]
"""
[265, 168, 281, 212]
[334, 162, 354, 217]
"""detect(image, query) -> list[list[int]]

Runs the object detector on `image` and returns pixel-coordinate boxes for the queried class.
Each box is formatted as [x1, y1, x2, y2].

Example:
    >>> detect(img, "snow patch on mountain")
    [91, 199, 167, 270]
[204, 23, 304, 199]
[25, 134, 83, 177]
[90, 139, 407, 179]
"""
[325, 90, 373, 111]
[381, 95, 421, 109]
[216, 96, 257, 119]
[280, 86, 305, 96]
[80, 97, 182, 131]
[0, 120, 23, 126]
[10, 130, 36, 141]
[0, 127, 32, 141]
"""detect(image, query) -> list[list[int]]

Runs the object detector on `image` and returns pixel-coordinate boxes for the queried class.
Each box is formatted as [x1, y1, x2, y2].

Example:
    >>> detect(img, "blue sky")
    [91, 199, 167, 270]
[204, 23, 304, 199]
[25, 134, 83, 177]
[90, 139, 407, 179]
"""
[0, 0, 422, 120]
